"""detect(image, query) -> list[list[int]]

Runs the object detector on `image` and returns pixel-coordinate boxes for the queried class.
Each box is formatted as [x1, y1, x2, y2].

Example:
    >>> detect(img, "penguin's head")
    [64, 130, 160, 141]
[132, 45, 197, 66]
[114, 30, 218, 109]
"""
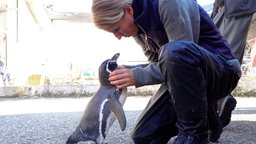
[98, 53, 120, 86]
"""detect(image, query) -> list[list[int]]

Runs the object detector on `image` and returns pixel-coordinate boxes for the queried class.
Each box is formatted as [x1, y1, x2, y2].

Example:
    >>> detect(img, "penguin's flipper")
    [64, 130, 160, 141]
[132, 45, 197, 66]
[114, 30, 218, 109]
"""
[110, 89, 127, 131]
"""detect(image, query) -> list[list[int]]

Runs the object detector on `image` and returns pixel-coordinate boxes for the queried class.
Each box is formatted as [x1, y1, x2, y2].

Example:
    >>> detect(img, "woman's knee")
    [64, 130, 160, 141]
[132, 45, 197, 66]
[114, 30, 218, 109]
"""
[159, 41, 202, 67]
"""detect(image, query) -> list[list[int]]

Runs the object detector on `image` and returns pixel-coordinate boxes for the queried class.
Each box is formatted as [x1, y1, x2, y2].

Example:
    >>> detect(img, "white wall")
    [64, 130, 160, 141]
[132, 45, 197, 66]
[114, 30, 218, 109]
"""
[3, 0, 147, 85]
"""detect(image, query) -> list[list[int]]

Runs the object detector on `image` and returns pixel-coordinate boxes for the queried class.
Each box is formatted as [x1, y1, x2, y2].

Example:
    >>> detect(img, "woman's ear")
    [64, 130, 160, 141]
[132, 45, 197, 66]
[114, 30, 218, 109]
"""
[124, 5, 134, 16]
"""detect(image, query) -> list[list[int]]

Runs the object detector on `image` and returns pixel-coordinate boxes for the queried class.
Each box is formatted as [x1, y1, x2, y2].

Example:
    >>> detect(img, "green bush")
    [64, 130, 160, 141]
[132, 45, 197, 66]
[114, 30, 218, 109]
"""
[232, 75, 256, 97]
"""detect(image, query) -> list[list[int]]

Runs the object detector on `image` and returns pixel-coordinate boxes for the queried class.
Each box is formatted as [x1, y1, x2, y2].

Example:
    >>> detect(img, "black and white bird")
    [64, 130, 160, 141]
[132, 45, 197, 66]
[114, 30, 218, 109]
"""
[66, 53, 127, 144]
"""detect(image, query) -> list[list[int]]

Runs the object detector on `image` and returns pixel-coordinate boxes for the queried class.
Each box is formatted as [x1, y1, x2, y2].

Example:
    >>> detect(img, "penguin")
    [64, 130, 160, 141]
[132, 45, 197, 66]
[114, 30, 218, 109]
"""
[66, 53, 127, 144]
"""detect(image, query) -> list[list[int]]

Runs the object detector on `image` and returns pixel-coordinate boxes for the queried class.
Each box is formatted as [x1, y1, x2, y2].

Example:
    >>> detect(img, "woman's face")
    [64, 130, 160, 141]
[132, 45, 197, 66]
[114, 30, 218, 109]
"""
[106, 5, 138, 40]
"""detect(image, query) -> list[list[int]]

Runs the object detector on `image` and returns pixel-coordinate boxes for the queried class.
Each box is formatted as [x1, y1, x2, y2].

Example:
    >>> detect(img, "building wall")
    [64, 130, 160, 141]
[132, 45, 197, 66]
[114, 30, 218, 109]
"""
[1, 1, 255, 86]
[0, 0, 147, 86]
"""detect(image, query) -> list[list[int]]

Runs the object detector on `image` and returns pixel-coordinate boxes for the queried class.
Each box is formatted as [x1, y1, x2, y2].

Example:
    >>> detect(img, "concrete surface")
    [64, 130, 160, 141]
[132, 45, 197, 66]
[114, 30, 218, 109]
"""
[0, 97, 256, 144]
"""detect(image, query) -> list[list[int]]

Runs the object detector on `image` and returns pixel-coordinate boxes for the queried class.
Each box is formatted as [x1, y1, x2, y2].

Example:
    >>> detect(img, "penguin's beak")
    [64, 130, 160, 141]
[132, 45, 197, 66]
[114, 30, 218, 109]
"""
[110, 53, 120, 61]
[106, 53, 120, 72]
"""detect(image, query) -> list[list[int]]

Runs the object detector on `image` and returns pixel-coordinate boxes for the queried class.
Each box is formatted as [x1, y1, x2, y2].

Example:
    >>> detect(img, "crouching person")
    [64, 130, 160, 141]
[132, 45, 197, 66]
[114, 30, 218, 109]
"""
[91, 0, 241, 143]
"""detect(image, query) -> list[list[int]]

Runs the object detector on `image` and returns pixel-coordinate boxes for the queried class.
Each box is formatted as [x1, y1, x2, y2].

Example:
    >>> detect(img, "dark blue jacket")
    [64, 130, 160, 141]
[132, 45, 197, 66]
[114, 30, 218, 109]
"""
[132, 0, 235, 62]
[131, 0, 235, 87]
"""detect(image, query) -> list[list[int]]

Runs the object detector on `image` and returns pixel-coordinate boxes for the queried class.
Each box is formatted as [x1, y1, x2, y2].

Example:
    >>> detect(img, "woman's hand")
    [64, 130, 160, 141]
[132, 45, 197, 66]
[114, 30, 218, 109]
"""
[109, 66, 135, 88]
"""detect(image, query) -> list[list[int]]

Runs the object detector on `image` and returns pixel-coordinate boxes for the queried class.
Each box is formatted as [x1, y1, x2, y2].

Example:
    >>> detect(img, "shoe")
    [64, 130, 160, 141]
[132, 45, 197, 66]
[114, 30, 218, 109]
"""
[173, 132, 208, 144]
[217, 95, 237, 127]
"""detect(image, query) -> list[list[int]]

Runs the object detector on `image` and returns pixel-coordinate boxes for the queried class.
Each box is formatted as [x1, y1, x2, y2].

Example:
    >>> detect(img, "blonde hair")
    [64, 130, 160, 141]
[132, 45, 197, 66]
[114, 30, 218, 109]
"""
[92, 0, 133, 30]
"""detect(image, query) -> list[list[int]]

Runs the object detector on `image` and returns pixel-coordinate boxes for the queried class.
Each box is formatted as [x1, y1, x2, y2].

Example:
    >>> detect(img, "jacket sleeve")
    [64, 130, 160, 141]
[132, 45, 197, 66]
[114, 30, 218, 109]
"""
[158, 0, 200, 43]
[132, 36, 164, 87]
[131, 62, 165, 88]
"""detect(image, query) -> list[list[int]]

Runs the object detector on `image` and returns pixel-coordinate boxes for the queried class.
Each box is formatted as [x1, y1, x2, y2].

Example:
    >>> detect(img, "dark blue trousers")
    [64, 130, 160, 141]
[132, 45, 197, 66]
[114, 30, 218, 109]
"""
[131, 41, 241, 143]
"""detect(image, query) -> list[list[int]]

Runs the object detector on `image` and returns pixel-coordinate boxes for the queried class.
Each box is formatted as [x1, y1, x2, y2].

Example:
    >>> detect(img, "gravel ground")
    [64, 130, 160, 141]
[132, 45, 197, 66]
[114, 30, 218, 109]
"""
[0, 97, 255, 144]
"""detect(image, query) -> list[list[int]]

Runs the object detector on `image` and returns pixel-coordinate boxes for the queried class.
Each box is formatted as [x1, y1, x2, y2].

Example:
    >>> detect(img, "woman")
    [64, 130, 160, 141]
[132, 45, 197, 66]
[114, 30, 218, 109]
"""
[91, 0, 241, 143]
